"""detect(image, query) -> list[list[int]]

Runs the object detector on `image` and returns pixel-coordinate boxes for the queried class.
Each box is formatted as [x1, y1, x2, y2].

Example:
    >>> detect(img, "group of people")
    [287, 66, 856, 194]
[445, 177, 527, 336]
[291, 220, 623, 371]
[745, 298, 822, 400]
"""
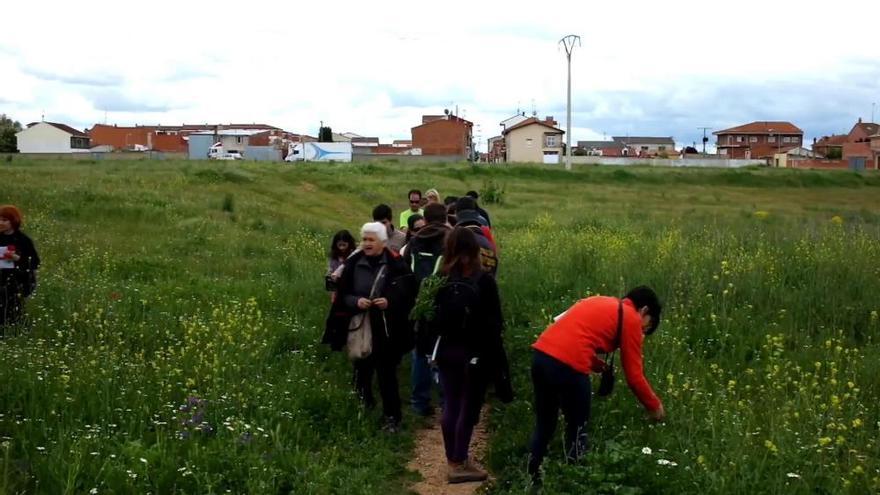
[0, 205, 40, 331]
[320, 188, 666, 486]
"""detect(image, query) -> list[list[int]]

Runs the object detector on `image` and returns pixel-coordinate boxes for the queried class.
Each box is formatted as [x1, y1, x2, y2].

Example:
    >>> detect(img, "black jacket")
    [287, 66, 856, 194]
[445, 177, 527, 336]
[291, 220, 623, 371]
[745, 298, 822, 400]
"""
[322, 249, 417, 356]
[0, 230, 40, 297]
[439, 272, 513, 403]
[402, 222, 450, 274]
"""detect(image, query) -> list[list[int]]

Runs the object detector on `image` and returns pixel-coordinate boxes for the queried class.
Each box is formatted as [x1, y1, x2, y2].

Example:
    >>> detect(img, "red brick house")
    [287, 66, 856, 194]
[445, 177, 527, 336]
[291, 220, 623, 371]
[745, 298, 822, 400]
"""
[411, 114, 473, 157]
[812, 118, 879, 166]
[714, 121, 803, 159]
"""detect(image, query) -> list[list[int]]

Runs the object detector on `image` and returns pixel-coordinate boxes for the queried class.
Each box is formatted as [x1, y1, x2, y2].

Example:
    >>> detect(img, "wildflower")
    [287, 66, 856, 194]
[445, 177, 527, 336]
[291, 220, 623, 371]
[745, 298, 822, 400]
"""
[830, 215, 844, 225]
[818, 437, 832, 447]
[764, 440, 779, 454]
[140, 457, 148, 464]
[786, 472, 801, 479]
[657, 459, 678, 466]
[697, 455, 705, 465]
[754, 210, 769, 219]
[642, 447, 652, 455]
[852, 418, 863, 428]
[90, 489, 98, 495]
[852, 466, 864, 475]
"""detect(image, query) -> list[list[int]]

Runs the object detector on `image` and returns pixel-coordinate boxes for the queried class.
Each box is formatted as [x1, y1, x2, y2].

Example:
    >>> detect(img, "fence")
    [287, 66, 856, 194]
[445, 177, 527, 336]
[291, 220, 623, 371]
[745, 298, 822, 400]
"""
[0, 151, 188, 161]
[568, 156, 766, 168]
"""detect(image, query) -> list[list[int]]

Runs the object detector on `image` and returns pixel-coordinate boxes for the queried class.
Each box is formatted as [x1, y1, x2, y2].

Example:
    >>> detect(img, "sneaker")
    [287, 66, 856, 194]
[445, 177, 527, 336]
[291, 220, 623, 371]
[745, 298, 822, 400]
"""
[447, 459, 488, 484]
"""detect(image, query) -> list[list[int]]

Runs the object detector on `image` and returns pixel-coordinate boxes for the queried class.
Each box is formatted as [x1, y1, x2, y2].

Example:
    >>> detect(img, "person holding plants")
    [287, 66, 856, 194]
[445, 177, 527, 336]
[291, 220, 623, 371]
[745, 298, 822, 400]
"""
[427, 226, 512, 483]
[322, 222, 416, 433]
[527, 286, 665, 482]
[0, 205, 40, 328]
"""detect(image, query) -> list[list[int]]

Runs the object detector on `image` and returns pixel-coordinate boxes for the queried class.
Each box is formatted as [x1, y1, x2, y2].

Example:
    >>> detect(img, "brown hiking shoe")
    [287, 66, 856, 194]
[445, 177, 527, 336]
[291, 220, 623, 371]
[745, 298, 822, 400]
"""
[447, 459, 488, 484]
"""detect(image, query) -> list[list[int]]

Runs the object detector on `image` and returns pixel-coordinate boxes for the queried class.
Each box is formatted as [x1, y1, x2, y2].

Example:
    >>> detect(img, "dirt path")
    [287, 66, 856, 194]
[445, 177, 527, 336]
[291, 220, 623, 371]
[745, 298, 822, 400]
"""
[408, 408, 491, 495]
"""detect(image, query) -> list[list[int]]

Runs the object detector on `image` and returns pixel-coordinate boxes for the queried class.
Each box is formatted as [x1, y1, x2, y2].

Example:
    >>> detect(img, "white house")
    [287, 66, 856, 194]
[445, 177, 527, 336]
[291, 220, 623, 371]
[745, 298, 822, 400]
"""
[16, 122, 91, 153]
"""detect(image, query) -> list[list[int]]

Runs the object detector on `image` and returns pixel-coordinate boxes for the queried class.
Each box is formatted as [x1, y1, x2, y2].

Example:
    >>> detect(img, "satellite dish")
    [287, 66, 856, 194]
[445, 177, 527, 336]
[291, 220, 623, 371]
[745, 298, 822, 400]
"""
[444, 109, 450, 116]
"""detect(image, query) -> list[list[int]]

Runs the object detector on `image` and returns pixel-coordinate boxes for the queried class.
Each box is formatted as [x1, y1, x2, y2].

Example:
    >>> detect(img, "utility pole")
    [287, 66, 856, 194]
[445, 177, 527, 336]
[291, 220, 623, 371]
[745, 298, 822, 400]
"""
[559, 34, 581, 170]
[697, 127, 712, 154]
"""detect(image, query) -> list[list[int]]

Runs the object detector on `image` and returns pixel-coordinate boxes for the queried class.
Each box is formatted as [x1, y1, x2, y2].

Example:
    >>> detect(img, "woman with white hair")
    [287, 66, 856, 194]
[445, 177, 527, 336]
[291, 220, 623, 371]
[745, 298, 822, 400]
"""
[323, 222, 417, 432]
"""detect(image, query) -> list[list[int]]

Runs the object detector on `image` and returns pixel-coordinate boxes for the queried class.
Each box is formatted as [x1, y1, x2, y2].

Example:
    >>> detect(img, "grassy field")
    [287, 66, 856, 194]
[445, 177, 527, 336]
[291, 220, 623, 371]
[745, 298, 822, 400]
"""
[1, 158, 879, 494]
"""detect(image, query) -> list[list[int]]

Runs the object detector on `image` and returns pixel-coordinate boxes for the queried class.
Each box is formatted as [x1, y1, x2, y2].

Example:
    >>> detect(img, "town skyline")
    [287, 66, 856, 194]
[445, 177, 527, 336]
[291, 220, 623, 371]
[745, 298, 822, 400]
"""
[2, 0, 878, 151]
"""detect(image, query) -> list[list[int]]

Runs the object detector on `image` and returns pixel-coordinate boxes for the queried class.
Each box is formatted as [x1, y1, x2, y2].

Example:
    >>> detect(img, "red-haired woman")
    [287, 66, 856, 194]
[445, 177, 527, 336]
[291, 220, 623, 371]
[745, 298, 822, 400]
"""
[430, 226, 512, 484]
[0, 205, 40, 327]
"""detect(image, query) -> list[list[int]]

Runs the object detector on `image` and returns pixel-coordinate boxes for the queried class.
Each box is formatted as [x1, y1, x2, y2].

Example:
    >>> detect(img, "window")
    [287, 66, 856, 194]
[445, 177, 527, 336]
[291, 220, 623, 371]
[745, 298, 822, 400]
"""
[727, 136, 733, 144]
[526, 138, 533, 148]
[791, 136, 799, 143]
[236, 136, 243, 144]
[750, 136, 758, 143]
[658, 146, 666, 151]
[768, 136, 776, 143]
[545, 135, 557, 147]
[783, 137, 791, 143]
[736, 136, 744, 142]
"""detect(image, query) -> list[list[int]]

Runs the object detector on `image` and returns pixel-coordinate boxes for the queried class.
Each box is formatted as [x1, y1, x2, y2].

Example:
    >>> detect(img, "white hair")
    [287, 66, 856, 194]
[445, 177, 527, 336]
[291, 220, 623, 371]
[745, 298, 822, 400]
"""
[361, 222, 388, 242]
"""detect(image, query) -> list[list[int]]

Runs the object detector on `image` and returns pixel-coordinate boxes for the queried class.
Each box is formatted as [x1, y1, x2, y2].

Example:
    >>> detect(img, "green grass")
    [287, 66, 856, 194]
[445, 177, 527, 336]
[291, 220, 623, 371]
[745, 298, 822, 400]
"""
[2, 158, 879, 494]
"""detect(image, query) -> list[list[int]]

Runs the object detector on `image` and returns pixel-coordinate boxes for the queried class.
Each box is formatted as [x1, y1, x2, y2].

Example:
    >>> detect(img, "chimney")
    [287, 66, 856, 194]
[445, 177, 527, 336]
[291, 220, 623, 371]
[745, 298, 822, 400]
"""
[813, 137, 817, 145]
[858, 117, 862, 124]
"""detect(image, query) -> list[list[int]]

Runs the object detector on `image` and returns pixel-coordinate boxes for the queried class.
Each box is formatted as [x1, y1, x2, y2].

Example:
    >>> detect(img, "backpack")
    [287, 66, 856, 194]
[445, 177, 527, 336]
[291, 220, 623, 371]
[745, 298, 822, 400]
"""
[430, 274, 481, 342]
[409, 239, 444, 286]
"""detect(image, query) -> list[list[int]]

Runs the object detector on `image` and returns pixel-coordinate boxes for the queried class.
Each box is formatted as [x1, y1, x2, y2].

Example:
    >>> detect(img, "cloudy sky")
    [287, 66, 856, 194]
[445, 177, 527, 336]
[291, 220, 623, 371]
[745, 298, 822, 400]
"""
[2, 0, 878, 150]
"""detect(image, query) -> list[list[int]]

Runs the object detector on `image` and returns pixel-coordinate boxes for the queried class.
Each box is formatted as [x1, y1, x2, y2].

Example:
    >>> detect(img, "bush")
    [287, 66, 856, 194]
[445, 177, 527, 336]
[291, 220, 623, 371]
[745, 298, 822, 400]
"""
[480, 179, 505, 205]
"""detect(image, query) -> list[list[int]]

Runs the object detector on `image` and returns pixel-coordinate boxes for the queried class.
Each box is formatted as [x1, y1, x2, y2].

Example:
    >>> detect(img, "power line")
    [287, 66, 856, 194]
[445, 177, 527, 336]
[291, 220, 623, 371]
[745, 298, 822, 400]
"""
[559, 34, 581, 171]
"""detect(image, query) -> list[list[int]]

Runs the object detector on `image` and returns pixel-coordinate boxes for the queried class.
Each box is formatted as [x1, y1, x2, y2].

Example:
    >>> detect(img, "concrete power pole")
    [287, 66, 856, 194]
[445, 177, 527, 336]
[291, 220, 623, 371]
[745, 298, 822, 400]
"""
[698, 127, 712, 154]
[559, 35, 581, 171]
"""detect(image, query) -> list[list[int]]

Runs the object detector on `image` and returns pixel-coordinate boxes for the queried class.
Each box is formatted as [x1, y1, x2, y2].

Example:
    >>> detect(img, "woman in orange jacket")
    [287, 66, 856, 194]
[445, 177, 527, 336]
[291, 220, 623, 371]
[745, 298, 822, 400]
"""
[527, 286, 665, 481]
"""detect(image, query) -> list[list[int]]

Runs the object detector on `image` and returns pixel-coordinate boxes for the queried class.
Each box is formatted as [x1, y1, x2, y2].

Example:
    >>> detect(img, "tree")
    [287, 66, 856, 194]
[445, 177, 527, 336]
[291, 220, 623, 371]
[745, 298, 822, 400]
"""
[826, 148, 842, 160]
[318, 126, 333, 143]
[0, 114, 23, 153]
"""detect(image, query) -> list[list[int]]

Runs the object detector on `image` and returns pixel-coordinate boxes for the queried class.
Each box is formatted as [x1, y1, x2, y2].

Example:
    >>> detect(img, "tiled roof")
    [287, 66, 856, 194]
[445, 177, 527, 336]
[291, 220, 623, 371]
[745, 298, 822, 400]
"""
[612, 136, 674, 145]
[28, 122, 88, 137]
[714, 121, 802, 135]
[502, 117, 564, 135]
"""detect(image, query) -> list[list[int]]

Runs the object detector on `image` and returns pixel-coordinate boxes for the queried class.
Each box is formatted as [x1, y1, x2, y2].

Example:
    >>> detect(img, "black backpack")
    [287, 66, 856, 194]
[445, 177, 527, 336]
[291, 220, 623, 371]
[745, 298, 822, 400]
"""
[430, 274, 481, 341]
[409, 239, 444, 286]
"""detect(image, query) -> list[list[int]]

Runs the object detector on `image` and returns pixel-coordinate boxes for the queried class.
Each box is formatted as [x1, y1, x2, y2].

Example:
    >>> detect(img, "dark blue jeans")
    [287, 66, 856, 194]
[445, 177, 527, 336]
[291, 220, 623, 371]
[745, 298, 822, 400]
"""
[528, 350, 591, 476]
[410, 349, 443, 414]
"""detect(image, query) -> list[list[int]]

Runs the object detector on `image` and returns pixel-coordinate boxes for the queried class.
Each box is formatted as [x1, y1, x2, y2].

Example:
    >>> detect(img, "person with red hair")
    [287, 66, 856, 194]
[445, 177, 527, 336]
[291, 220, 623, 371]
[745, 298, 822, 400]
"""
[0, 205, 40, 327]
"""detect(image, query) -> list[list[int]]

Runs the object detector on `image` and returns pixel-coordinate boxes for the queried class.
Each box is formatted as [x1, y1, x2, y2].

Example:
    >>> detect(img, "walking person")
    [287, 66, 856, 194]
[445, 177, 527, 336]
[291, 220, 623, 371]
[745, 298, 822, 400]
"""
[322, 222, 417, 432]
[400, 190, 423, 232]
[527, 287, 665, 483]
[326, 230, 356, 303]
[465, 190, 492, 228]
[402, 203, 450, 416]
[454, 197, 497, 275]
[425, 188, 441, 205]
[373, 204, 407, 254]
[0, 205, 40, 329]
[428, 226, 512, 483]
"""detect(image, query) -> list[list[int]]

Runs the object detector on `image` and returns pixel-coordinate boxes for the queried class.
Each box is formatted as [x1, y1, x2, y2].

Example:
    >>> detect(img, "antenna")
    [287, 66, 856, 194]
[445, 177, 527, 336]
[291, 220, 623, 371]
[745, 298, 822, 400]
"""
[531, 98, 537, 117]
[559, 34, 581, 171]
[872, 102, 876, 123]
[697, 127, 712, 154]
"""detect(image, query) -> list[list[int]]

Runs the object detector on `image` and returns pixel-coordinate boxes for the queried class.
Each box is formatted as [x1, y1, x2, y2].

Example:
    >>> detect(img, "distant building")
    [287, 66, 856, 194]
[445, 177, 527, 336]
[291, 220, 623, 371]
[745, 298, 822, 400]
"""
[411, 114, 473, 157]
[16, 122, 90, 153]
[188, 129, 272, 160]
[811, 118, 880, 168]
[487, 135, 505, 163]
[612, 136, 676, 157]
[503, 116, 564, 163]
[576, 140, 632, 157]
[88, 123, 280, 152]
[714, 121, 803, 159]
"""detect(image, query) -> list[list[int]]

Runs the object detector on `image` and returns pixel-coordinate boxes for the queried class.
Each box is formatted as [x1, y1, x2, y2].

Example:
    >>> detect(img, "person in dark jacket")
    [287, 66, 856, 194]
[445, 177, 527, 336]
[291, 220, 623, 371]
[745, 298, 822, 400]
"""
[454, 197, 497, 275]
[465, 190, 492, 227]
[322, 222, 417, 432]
[432, 226, 512, 483]
[0, 205, 40, 328]
[402, 203, 451, 416]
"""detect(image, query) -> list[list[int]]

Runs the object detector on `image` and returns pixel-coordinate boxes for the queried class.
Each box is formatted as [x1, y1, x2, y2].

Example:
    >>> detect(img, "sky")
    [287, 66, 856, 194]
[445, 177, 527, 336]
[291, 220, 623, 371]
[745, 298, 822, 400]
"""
[2, 0, 878, 151]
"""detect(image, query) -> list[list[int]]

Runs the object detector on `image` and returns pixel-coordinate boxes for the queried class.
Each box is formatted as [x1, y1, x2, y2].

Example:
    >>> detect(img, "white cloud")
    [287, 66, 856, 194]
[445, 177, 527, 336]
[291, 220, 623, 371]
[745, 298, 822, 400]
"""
[1, 0, 878, 148]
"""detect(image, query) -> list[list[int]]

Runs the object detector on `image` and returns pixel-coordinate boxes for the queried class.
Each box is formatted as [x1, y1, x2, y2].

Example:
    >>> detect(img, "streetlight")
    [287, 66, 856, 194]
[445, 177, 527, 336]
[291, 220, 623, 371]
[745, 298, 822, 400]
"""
[559, 34, 581, 171]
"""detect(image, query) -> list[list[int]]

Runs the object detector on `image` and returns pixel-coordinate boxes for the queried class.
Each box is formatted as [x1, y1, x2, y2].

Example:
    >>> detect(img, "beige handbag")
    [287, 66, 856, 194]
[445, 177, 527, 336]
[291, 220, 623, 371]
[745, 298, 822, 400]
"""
[346, 266, 386, 361]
